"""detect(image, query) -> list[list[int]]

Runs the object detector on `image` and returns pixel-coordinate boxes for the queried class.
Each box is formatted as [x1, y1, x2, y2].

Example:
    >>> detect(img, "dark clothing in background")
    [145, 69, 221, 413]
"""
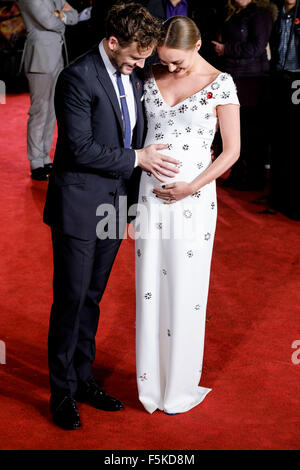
[164, 0, 188, 18]
[221, 3, 273, 78]
[90, 0, 112, 43]
[217, 3, 274, 190]
[270, 1, 300, 71]
[65, 0, 94, 61]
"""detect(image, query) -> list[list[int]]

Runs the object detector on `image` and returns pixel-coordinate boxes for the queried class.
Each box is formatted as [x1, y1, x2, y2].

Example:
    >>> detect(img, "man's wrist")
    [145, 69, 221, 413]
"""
[134, 150, 139, 168]
[135, 149, 143, 168]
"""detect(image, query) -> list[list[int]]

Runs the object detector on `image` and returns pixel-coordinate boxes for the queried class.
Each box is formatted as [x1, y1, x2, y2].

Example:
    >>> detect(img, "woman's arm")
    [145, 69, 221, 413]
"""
[190, 103, 240, 192]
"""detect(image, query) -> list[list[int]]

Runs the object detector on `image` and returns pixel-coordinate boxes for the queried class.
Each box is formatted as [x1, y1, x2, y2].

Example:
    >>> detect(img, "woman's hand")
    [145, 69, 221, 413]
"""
[211, 41, 225, 56]
[153, 181, 196, 204]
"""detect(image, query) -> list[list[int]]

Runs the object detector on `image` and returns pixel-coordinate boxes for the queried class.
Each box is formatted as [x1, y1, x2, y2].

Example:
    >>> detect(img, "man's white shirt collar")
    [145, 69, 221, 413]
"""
[99, 40, 119, 78]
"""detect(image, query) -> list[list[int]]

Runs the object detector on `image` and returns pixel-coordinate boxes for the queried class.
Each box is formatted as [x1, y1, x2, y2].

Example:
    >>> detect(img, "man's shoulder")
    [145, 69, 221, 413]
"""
[62, 47, 99, 78]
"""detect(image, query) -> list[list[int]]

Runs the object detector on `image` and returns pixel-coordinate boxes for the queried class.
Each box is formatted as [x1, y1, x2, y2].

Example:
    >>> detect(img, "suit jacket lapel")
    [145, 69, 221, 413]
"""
[92, 48, 124, 133]
[92, 47, 144, 147]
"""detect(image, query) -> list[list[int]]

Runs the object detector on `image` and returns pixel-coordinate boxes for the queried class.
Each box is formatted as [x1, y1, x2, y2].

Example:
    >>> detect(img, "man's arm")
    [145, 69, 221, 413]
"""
[59, 2, 79, 25]
[55, 67, 136, 179]
[17, 0, 65, 33]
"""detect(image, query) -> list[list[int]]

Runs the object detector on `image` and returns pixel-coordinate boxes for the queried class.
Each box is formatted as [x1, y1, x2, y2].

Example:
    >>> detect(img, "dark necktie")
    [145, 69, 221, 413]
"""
[116, 71, 132, 149]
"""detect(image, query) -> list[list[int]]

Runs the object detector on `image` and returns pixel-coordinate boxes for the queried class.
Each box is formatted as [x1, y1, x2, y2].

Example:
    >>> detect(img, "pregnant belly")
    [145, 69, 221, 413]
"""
[143, 137, 213, 188]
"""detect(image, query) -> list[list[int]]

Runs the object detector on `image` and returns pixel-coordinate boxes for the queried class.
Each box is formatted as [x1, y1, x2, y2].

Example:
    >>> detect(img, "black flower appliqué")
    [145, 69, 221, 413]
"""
[179, 104, 188, 113]
[154, 98, 163, 107]
[155, 133, 164, 140]
[172, 129, 182, 138]
[221, 91, 230, 99]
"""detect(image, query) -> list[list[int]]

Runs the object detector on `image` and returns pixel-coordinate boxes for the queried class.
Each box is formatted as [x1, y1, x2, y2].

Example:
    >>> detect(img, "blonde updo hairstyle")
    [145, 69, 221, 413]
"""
[158, 16, 201, 51]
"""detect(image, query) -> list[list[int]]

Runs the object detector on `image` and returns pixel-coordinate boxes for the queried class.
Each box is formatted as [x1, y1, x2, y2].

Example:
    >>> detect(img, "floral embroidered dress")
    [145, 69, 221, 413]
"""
[135, 69, 240, 414]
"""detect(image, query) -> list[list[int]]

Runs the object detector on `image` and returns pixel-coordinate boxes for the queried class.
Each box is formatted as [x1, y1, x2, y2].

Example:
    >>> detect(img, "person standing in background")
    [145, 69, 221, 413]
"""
[17, 0, 78, 181]
[211, 0, 276, 190]
[270, 0, 300, 71]
[143, 0, 225, 62]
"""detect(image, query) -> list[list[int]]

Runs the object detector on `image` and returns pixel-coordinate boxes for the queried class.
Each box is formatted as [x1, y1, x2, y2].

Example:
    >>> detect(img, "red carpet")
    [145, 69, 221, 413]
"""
[0, 93, 300, 450]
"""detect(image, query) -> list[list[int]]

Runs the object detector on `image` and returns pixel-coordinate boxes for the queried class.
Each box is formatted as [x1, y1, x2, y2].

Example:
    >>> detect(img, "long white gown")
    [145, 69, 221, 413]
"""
[135, 69, 240, 414]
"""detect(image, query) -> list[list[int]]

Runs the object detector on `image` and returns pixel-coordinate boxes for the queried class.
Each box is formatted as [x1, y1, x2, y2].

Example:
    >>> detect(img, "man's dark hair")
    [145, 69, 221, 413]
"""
[105, 2, 163, 50]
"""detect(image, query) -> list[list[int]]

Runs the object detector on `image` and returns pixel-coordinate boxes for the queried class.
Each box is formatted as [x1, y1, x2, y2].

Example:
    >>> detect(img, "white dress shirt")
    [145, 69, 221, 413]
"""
[99, 40, 138, 167]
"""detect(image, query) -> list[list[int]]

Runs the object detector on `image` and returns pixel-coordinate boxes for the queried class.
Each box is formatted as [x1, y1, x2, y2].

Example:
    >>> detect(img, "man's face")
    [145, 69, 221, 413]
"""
[285, 0, 297, 7]
[108, 37, 154, 74]
[234, 0, 252, 8]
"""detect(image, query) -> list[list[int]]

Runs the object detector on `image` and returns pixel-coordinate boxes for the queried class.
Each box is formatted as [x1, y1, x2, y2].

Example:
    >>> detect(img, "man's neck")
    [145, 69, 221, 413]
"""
[103, 39, 112, 62]
[169, 0, 183, 7]
[285, 1, 296, 14]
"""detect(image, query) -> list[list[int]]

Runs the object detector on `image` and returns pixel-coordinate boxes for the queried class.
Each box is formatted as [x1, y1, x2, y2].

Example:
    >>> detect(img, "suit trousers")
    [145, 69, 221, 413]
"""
[26, 57, 64, 170]
[48, 182, 128, 399]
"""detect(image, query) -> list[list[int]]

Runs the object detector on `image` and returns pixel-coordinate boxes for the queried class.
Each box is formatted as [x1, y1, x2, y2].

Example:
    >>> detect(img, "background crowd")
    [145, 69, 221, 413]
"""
[0, 0, 299, 219]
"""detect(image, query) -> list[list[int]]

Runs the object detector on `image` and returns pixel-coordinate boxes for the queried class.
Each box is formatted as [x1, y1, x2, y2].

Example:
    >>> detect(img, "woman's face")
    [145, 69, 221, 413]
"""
[157, 42, 201, 75]
[234, 0, 252, 8]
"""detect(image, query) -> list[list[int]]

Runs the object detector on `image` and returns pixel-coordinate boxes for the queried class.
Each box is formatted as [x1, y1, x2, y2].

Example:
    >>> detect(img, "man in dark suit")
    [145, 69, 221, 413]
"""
[43, 2, 179, 430]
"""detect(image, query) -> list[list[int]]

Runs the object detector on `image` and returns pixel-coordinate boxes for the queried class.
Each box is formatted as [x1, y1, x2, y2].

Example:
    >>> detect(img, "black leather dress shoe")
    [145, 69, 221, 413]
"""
[76, 379, 124, 411]
[44, 163, 53, 174]
[50, 396, 81, 430]
[31, 167, 49, 181]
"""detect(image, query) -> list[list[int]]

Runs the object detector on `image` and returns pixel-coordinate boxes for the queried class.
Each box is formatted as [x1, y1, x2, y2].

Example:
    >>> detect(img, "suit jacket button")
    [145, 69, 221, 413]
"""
[109, 191, 115, 196]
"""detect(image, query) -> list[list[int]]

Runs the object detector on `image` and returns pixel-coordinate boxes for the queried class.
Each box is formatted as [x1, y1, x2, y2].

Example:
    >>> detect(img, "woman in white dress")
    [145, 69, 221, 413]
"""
[135, 16, 240, 415]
